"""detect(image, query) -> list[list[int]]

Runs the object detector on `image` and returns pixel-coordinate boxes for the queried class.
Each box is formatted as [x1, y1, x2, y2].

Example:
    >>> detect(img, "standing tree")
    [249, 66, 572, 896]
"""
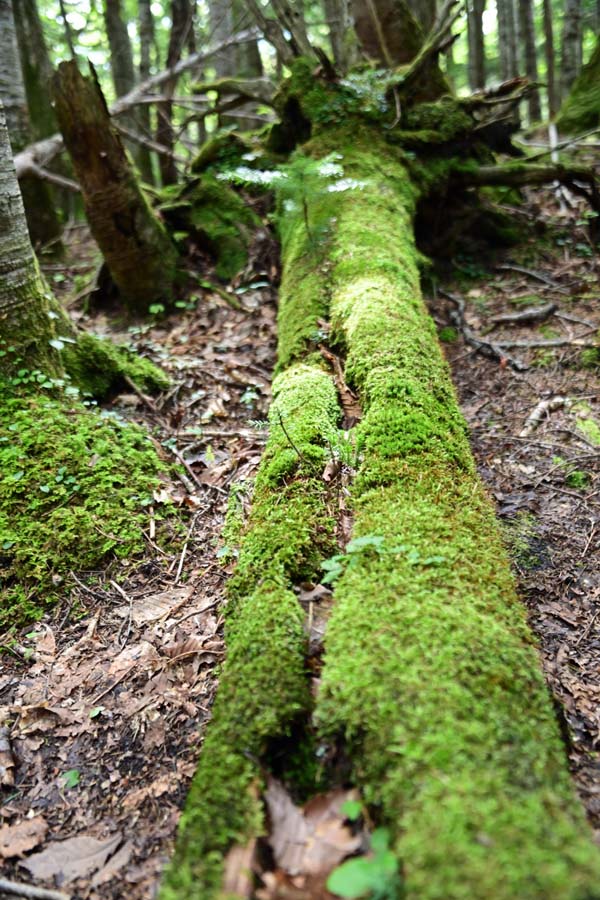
[560, 0, 583, 97]
[467, 0, 486, 90]
[497, 0, 519, 79]
[0, 0, 62, 250]
[103, 0, 153, 182]
[556, 31, 600, 131]
[519, 0, 542, 120]
[543, 0, 558, 116]
[51, 60, 178, 313]
[156, 0, 193, 186]
[159, 3, 600, 899]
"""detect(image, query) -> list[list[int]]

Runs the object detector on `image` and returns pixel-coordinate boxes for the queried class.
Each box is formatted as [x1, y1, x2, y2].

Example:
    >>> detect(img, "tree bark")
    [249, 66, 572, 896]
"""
[0, 0, 62, 250]
[556, 32, 600, 131]
[137, 0, 157, 183]
[543, 0, 557, 116]
[467, 0, 486, 90]
[104, 0, 153, 182]
[156, 0, 192, 186]
[560, 0, 583, 98]
[497, 0, 518, 79]
[518, 0, 541, 120]
[0, 102, 63, 375]
[52, 60, 178, 313]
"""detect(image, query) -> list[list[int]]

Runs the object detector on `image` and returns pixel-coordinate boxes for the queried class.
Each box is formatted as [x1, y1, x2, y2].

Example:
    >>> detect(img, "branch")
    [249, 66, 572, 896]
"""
[192, 76, 277, 106]
[113, 122, 187, 163]
[457, 161, 599, 208]
[14, 28, 260, 179]
[26, 163, 80, 192]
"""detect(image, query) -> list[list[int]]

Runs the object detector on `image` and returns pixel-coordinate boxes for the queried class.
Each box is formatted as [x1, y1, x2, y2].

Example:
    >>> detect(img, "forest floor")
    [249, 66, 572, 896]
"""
[1, 182, 600, 899]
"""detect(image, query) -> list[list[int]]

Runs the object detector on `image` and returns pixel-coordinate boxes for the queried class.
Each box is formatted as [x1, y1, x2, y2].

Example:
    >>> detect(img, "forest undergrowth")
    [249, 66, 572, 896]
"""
[1, 177, 600, 899]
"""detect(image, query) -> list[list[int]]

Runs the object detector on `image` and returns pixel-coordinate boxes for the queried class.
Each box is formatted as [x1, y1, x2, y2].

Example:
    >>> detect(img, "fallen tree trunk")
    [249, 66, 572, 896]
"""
[52, 61, 178, 313]
[160, 62, 600, 900]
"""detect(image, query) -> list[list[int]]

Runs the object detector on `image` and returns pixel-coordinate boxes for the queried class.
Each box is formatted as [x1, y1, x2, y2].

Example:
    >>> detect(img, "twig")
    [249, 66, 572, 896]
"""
[276, 411, 304, 460]
[489, 302, 557, 327]
[0, 878, 70, 900]
[495, 263, 569, 292]
[174, 512, 199, 585]
[519, 396, 570, 437]
[441, 289, 528, 371]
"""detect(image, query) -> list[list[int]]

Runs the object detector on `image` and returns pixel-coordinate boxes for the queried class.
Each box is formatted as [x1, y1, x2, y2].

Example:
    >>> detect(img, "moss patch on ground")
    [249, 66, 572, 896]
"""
[160, 363, 340, 900]
[0, 392, 176, 631]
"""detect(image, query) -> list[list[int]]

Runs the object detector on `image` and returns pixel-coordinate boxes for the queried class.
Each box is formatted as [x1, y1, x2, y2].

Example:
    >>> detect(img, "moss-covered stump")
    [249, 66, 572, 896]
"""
[304, 125, 600, 899]
[159, 174, 261, 281]
[0, 391, 177, 630]
[556, 36, 600, 134]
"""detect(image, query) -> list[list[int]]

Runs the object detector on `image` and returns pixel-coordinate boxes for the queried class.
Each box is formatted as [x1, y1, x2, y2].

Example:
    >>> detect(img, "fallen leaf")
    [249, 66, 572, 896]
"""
[116, 588, 193, 626]
[0, 816, 48, 858]
[91, 839, 133, 886]
[265, 779, 362, 877]
[21, 832, 122, 882]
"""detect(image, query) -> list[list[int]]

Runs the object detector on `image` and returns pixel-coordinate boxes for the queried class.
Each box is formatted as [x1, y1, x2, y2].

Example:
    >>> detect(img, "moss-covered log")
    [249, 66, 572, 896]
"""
[161, 51, 600, 897]
[52, 60, 178, 314]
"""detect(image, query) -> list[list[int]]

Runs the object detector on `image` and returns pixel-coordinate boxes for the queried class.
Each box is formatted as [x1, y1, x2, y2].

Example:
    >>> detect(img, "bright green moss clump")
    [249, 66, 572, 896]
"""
[0, 393, 175, 630]
[557, 37, 600, 133]
[161, 364, 339, 900]
[62, 332, 169, 398]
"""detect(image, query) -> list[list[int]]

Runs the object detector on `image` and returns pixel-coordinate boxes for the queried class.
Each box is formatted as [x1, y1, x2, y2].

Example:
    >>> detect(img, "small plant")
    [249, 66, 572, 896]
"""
[321, 535, 446, 585]
[327, 828, 403, 899]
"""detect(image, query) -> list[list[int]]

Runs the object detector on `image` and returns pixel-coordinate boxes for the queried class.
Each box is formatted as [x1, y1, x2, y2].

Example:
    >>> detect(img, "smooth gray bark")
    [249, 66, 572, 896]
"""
[560, 0, 583, 97]
[519, 0, 541, 120]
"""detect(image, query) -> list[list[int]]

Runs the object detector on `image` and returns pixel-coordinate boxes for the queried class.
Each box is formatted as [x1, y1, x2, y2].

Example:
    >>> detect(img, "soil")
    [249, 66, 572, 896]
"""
[1, 180, 600, 897]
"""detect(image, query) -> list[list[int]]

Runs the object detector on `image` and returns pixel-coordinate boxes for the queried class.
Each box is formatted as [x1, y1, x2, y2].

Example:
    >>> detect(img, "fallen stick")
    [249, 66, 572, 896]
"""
[440, 289, 529, 371]
[0, 878, 70, 900]
[495, 263, 570, 293]
[520, 396, 570, 437]
[489, 302, 557, 327]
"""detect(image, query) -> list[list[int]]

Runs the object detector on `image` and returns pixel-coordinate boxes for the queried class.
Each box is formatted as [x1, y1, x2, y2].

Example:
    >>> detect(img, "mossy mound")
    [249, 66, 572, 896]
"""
[63, 332, 169, 398]
[0, 392, 178, 630]
[557, 37, 600, 133]
[160, 174, 261, 281]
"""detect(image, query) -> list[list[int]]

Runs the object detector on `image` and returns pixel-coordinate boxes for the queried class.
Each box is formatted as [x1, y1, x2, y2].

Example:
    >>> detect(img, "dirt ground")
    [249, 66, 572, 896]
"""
[1, 181, 600, 897]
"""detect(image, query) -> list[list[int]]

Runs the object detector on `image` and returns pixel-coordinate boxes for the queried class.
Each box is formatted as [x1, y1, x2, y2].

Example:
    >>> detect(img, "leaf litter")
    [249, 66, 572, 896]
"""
[0, 223, 278, 899]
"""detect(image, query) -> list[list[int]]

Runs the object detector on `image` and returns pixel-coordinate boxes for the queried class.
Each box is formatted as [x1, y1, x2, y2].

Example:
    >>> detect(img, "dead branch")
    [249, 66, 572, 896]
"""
[495, 263, 569, 292]
[0, 879, 70, 900]
[459, 162, 599, 210]
[397, 0, 461, 92]
[493, 335, 598, 349]
[441, 289, 529, 371]
[14, 29, 260, 180]
[489, 302, 557, 327]
[113, 123, 187, 163]
[520, 396, 570, 436]
[26, 164, 80, 192]
[244, 0, 296, 66]
[192, 76, 277, 105]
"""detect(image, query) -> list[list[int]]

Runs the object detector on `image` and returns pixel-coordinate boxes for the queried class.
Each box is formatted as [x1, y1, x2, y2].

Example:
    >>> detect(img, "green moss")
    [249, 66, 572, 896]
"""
[0, 394, 178, 630]
[190, 131, 252, 174]
[160, 174, 260, 281]
[62, 332, 169, 398]
[438, 325, 458, 342]
[271, 124, 600, 898]
[579, 347, 600, 368]
[557, 37, 600, 133]
[161, 363, 340, 900]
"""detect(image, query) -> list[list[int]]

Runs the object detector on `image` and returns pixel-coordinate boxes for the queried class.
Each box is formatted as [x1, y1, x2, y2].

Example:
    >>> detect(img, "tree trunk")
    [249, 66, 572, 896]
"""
[560, 0, 582, 98]
[156, 0, 191, 186]
[52, 60, 178, 313]
[407, 0, 436, 33]
[543, 0, 558, 116]
[104, 0, 153, 182]
[322, 0, 353, 68]
[497, 0, 518, 79]
[467, 0, 486, 90]
[0, 0, 62, 250]
[518, 0, 541, 120]
[0, 102, 63, 375]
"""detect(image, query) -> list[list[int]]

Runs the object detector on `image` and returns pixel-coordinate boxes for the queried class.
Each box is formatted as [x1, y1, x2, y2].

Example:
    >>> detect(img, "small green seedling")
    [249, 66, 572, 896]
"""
[327, 828, 403, 899]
